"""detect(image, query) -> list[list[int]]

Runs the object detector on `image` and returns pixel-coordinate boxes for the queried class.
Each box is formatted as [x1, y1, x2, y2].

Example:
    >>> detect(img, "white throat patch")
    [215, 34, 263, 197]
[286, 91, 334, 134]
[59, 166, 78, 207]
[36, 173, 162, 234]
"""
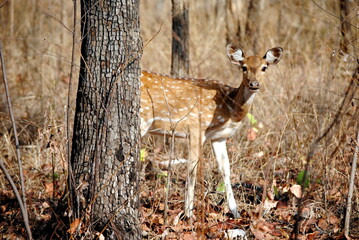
[244, 88, 256, 105]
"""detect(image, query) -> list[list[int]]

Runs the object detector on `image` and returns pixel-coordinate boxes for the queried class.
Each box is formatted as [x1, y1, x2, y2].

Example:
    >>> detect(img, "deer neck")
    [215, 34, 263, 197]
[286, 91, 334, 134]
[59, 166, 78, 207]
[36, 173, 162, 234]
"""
[226, 83, 256, 122]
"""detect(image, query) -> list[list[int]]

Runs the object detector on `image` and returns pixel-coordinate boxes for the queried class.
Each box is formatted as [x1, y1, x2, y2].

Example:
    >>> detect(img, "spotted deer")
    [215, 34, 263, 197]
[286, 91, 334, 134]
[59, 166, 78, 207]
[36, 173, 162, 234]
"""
[140, 44, 283, 218]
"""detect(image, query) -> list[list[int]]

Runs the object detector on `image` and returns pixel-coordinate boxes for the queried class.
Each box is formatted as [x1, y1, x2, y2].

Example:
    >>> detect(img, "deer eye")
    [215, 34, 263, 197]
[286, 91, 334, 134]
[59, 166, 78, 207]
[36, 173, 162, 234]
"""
[242, 66, 248, 72]
[261, 66, 268, 72]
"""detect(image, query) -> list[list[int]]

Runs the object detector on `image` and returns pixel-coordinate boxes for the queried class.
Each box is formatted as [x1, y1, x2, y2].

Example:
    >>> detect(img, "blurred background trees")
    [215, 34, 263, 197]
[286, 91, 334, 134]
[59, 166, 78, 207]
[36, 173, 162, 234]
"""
[171, 0, 190, 76]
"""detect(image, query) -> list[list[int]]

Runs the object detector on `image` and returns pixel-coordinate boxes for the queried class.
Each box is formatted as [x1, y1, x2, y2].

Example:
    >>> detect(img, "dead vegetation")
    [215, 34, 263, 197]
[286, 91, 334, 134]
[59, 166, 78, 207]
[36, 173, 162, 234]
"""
[0, 0, 358, 239]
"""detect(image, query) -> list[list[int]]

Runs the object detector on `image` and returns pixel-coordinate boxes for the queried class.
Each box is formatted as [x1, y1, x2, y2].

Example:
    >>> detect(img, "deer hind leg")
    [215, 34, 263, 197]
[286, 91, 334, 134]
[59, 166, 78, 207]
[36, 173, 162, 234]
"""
[212, 139, 240, 218]
[184, 130, 203, 218]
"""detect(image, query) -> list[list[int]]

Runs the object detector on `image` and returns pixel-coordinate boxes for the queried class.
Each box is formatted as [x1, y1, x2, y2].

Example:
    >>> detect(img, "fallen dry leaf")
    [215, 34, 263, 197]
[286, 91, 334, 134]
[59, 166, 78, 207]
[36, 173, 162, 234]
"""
[250, 219, 278, 239]
[180, 232, 197, 240]
[328, 214, 340, 225]
[44, 182, 54, 196]
[276, 200, 288, 209]
[263, 199, 278, 211]
[0, 189, 15, 199]
[68, 218, 81, 234]
[41, 163, 52, 172]
[42, 202, 50, 209]
[306, 231, 319, 240]
[251, 224, 274, 240]
[317, 218, 329, 230]
[151, 215, 164, 225]
[290, 184, 302, 198]
[40, 214, 51, 221]
[141, 223, 151, 232]
[0, 204, 7, 213]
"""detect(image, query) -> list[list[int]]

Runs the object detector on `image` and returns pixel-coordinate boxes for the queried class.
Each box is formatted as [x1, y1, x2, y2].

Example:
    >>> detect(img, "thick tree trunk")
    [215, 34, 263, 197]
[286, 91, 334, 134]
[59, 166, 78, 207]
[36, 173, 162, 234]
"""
[171, 0, 189, 77]
[70, 0, 142, 238]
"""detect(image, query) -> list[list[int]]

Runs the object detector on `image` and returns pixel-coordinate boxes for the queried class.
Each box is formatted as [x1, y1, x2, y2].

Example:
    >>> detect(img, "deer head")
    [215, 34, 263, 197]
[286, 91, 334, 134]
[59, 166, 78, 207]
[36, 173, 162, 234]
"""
[227, 44, 283, 92]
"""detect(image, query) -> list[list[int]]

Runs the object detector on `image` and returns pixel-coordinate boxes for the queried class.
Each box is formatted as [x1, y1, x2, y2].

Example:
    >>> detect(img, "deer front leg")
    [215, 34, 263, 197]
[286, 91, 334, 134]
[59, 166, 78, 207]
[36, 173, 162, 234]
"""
[212, 139, 240, 218]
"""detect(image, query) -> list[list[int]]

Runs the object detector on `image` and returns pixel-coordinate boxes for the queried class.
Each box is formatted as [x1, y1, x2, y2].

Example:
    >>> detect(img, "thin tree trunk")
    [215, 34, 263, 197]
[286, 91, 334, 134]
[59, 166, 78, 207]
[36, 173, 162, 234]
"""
[70, 0, 142, 238]
[171, 0, 189, 77]
[344, 64, 359, 238]
[339, 0, 351, 54]
[225, 0, 241, 46]
[245, 0, 262, 53]
[9, 0, 14, 38]
[345, 123, 359, 237]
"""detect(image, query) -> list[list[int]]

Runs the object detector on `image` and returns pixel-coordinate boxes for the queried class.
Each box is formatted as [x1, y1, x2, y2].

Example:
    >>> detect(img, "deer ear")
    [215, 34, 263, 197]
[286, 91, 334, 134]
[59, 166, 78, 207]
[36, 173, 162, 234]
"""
[263, 47, 283, 65]
[227, 44, 245, 65]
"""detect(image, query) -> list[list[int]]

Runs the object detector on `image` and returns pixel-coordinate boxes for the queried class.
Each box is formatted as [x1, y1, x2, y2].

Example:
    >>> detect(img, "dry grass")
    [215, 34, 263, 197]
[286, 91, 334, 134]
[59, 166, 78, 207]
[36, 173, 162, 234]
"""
[0, 0, 358, 238]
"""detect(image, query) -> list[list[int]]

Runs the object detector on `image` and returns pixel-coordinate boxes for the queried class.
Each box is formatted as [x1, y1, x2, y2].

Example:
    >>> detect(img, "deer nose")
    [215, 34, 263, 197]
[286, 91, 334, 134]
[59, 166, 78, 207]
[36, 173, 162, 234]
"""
[249, 81, 259, 91]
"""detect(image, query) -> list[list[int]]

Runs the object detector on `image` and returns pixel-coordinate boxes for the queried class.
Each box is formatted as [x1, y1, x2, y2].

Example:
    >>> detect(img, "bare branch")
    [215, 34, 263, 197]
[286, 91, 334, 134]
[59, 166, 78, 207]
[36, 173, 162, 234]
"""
[42, 10, 73, 34]
[312, 0, 359, 30]
[67, 0, 77, 223]
[0, 0, 8, 9]
[0, 159, 32, 239]
[344, 126, 359, 237]
[0, 41, 32, 240]
[293, 63, 359, 239]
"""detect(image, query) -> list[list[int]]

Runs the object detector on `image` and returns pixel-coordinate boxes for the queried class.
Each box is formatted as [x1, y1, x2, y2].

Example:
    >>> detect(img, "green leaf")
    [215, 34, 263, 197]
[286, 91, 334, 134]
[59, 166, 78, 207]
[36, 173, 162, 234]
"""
[297, 171, 310, 188]
[53, 172, 59, 180]
[247, 113, 257, 125]
[140, 149, 147, 162]
[273, 185, 279, 197]
[216, 182, 226, 192]
[157, 171, 168, 178]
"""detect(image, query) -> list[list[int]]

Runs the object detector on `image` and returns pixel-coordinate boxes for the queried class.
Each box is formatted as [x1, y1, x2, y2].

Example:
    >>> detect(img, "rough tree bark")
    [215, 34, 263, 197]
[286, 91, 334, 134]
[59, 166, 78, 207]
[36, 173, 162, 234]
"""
[171, 0, 189, 77]
[70, 0, 142, 238]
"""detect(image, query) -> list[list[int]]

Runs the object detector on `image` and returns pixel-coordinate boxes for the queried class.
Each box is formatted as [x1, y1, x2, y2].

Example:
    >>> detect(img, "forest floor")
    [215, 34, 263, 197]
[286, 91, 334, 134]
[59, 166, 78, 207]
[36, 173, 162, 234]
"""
[1, 143, 358, 239]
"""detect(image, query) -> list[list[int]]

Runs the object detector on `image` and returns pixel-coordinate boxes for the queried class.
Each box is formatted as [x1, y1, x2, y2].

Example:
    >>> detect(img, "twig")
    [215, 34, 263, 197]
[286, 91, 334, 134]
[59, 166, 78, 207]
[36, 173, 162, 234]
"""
[0, 42, 32, 239]
[198, 88, 205, 239]
[344, 124, 359, 237]
[292, 64, 358, 239]
[0, 42, 27, 216]
[160, 77, 200, 224]
[143, 24, 162, 49]
[0, 159, 33, 239]
[0, 0, 8, 8]
[164, 129, 176, 225]
[311, 0, 359, 30]
[162, 76, 178, 225]
[67, 0, 77, 221]
[42, 10, 72, 34]
[258, 156, 272, 218]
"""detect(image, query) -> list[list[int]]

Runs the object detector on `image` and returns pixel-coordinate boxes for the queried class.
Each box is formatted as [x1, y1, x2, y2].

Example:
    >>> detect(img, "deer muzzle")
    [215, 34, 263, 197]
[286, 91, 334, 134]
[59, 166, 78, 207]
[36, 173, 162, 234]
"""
[248, 80, 260, 92]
